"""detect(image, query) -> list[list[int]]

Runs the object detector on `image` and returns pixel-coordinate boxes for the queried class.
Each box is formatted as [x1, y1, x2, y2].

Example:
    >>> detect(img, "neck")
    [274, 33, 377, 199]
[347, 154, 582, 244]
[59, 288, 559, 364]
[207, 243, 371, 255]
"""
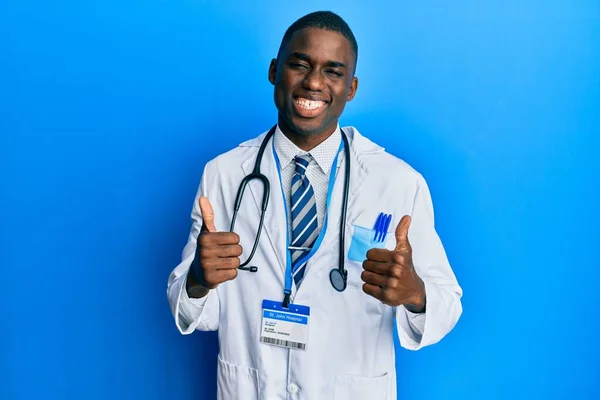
[278, 118, 338, 152]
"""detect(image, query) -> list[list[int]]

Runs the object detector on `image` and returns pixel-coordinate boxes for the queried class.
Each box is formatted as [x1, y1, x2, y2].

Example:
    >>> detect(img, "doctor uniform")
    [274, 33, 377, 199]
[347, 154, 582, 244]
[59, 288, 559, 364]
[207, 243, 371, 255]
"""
[167, 125, 463, 400]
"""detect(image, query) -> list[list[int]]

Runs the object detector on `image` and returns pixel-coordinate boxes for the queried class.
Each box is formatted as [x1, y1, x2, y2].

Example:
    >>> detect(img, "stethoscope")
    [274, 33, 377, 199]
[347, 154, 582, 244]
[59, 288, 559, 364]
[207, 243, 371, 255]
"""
[229, 125, 351, 301]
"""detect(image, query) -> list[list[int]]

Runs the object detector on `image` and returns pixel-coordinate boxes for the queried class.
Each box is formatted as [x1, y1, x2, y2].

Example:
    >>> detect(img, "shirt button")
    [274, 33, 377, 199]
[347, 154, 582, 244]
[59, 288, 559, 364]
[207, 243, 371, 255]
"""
[287, 383, 299, 394]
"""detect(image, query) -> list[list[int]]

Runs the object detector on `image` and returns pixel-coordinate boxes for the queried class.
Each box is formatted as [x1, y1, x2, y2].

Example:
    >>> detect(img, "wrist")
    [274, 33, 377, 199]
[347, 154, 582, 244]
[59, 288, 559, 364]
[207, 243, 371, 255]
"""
[186, 260, 210, 299]
[406, 278, 426, 313]
[186, 284, 210, 299]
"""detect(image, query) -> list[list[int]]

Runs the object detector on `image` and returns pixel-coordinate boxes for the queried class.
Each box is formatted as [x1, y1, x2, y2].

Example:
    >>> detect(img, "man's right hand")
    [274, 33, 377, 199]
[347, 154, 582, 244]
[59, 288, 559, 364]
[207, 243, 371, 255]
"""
[186, 196, 243, 298]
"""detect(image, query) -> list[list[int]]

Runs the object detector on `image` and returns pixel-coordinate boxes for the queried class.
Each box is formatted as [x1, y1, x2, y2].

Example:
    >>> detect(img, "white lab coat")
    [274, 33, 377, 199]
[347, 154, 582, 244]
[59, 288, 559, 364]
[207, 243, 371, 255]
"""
[167, 127, 462, 400]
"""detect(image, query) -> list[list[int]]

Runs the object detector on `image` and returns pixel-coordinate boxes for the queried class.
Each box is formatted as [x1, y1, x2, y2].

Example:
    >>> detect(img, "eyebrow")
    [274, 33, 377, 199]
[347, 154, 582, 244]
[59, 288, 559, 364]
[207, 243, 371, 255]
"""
[289, 52, 347, 69]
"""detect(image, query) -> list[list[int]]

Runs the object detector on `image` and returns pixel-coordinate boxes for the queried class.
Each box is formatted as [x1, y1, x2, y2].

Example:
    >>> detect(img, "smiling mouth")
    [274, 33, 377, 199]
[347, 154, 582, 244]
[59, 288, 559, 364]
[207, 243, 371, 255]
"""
[293, 97, 328, 118]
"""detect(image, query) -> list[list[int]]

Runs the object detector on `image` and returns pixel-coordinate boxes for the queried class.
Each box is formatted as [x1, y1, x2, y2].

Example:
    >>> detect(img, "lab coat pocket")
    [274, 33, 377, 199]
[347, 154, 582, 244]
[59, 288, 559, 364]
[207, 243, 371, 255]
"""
[217, 355, 260, 400]
[348, 210, 393, 262]
[348, 225, 385, 262]
[333, 372, 390, 400]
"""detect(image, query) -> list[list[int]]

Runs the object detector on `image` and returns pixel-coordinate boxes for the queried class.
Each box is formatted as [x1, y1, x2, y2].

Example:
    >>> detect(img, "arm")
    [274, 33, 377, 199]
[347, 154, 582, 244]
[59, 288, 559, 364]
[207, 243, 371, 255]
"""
[166, 181, 220, 334]
[395, 175, 463, 350]
[166, 170, 242, 335]
[167, 256, 220, 334]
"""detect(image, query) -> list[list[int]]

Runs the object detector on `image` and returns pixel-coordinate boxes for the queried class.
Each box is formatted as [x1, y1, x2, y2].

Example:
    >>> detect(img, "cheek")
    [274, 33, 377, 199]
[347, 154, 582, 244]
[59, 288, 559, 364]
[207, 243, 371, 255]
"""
[279, 71, 300, 91]
[330, 93, 349, 112]
[273, 81, 288, 106]
[331, 84, 350, 102]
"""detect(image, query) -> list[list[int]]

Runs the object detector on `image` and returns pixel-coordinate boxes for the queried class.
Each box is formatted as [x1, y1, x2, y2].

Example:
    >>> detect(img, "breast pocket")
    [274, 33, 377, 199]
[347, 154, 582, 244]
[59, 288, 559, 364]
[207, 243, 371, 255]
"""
[347, 210, 394, 263]
[345, 211, 395, 290]
[217, 355, 260, 400]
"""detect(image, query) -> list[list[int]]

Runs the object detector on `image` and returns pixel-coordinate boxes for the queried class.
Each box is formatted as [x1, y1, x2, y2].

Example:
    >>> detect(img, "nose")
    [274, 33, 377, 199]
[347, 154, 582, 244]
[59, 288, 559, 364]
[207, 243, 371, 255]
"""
[302, 68, 325, 91]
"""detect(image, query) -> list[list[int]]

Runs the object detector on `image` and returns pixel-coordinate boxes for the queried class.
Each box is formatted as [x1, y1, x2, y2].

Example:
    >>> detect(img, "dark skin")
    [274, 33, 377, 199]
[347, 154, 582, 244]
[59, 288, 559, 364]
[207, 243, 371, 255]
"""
[186, 197, 240, 299]
[186, 27, 426, 313]
[362, 215, 426, 313]
[268, 27, 358, 151]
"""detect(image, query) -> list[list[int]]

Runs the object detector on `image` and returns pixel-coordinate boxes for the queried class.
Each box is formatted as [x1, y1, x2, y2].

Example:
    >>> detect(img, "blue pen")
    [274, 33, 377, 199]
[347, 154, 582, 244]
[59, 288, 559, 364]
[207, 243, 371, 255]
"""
[373, 213, 383, 242]
[378, 214, 388, 242]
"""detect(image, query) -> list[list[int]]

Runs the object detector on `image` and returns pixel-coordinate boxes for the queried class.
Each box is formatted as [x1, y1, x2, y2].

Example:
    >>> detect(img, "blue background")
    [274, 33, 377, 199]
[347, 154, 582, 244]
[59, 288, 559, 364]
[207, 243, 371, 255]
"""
[1, 0, 599, 399]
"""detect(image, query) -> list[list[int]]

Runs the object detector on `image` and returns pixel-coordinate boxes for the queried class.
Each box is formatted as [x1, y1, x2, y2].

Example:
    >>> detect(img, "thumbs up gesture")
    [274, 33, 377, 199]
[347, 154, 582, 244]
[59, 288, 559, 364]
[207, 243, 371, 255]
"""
[361, 215, 426, 312]
[186, 197, 243, 298]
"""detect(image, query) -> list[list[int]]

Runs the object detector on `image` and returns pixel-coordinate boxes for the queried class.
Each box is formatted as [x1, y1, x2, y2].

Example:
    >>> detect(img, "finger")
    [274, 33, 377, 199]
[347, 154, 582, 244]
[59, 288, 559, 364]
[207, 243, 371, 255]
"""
[388, 264, 404, 279]
[362, 283, 384, 301]
[211, 232, 240, 245]
[200, 256, 241, 270]
[394, 215, 412, 252]
[365, 248, 392, 262]
[361, 270, 388, 287]
[362, 259, 391, 275]
[203, 244, 243, 258]
[199, 232, 240, 247]
[390, 253, 406, 267]
[199, 196, 217, 232]
[205, 269, 238, 286]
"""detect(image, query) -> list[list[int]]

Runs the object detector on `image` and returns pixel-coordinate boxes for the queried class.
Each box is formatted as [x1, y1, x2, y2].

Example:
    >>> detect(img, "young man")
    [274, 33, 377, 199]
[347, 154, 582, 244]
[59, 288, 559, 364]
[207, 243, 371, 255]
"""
[167, 11, 462, 399]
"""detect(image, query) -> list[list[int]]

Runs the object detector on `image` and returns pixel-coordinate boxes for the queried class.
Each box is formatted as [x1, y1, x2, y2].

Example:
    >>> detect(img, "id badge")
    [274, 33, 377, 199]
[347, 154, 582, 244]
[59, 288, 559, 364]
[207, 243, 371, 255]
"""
[259, 300, 310, 350]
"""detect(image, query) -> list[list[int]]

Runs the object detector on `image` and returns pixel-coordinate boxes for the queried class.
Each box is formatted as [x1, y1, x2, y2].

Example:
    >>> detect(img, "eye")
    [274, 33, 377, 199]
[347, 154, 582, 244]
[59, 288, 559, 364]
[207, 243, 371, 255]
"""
[326, 69, 344, 78]
[288, 62, 309, 70]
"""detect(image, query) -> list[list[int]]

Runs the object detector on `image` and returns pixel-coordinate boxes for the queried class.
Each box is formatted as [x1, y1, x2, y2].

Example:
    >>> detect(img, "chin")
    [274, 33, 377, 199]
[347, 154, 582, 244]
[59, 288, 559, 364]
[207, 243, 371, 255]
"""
[293, 125, 324, 137]
[287, 116, 328, 136]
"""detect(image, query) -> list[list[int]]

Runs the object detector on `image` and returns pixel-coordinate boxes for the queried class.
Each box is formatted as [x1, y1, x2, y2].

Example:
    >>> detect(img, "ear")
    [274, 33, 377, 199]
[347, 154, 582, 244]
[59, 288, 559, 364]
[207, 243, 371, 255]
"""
[268, 58, 277, 85]
[346, 76, 359, 102]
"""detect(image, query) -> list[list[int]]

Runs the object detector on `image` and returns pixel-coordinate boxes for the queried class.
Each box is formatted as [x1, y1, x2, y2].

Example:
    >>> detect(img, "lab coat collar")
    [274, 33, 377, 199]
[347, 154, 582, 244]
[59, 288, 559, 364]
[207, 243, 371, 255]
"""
[272, 124, 342, 176]
[239, 126, 385, 156]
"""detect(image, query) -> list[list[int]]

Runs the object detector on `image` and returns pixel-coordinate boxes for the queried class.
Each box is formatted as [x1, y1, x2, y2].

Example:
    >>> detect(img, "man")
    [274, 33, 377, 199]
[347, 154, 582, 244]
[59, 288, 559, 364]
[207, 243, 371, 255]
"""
[167, 11, 462, 399]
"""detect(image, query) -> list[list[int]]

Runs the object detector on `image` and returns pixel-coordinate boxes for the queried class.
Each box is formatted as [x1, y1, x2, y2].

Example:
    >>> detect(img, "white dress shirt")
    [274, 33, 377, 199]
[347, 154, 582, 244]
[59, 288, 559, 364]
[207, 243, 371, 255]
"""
[273, 124, 344, 234]
[178, 125, 425, 335]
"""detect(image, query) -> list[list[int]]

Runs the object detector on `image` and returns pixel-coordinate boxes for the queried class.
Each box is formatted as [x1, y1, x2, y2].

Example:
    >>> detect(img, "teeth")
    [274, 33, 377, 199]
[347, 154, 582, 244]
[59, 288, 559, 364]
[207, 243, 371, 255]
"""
[296, 98, 325, 110]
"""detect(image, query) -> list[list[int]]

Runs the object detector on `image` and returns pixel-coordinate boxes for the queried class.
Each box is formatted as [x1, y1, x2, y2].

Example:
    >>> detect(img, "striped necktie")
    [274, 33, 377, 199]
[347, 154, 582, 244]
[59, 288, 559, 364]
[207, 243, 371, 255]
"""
[290, 154, 319, 286]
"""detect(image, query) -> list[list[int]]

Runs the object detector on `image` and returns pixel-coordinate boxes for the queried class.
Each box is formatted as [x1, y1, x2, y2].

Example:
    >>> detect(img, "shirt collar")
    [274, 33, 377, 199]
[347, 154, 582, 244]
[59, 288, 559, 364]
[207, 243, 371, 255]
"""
[273, 124, 342, 175]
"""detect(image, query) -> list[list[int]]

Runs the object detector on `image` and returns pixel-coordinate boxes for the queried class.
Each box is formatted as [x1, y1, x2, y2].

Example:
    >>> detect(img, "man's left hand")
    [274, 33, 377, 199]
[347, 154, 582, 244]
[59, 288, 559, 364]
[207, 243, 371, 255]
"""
[361, 215, 426, 313]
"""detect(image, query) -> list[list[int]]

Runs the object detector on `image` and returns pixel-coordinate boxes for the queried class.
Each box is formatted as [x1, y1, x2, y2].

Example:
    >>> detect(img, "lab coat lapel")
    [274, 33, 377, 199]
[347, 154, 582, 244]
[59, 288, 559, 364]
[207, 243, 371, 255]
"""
[240, 133, 287, 278]
[343, 127, 384, 217]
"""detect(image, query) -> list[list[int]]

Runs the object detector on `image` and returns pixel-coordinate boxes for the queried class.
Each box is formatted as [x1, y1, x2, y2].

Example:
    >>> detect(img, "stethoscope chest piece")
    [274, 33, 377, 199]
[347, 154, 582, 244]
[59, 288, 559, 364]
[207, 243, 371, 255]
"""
[329, 268, 347, 292]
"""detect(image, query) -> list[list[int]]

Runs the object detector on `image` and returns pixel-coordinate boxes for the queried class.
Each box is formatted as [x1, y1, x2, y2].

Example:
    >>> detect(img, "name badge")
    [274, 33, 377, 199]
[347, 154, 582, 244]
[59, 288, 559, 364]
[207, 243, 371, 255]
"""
[259, 300, 310, 350]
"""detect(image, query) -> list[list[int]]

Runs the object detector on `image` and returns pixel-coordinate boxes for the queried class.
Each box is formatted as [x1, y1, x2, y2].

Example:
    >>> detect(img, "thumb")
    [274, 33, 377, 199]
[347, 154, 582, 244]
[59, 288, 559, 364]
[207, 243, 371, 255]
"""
[199, 196, 217, 233]
[394, 215, 412, 252]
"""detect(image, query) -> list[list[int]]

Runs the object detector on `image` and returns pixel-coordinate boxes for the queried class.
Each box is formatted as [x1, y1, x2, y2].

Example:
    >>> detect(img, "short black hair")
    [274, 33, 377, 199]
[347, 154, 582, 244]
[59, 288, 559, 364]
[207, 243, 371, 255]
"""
[277, 11, 358, 65]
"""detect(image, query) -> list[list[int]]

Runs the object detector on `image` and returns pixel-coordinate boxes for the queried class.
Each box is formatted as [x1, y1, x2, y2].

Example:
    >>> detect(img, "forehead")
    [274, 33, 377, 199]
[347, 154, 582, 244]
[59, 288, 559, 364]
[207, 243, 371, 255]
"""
[281, 27, 355, 65]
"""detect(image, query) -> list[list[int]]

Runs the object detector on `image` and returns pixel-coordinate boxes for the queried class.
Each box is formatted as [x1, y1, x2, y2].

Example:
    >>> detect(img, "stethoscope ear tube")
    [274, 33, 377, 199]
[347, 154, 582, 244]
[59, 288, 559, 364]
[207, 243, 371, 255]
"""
[332, 131, 351, 292]
[230, 125, 277, 272]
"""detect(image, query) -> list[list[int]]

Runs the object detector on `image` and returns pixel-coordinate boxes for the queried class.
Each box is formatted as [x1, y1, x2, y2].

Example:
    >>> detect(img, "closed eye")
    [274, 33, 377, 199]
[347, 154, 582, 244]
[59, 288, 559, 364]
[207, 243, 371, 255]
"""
[289, 62, 309, 69]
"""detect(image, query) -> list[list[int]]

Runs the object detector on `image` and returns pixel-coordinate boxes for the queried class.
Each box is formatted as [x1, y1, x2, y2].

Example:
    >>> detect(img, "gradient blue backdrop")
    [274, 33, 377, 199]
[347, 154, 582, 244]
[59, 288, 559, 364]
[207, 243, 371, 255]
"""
[1, 1, 599, 399]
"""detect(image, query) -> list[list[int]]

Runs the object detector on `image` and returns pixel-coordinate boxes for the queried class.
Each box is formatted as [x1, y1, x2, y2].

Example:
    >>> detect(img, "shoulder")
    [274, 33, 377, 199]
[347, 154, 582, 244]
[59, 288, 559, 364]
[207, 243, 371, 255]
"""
[344, 126, 426, 186]
[202, 130, 267, 176]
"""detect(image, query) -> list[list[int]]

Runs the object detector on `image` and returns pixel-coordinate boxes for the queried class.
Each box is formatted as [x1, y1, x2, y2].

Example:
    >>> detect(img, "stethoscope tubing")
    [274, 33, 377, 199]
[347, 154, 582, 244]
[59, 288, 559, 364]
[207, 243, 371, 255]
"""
[229, 125, 351, 293]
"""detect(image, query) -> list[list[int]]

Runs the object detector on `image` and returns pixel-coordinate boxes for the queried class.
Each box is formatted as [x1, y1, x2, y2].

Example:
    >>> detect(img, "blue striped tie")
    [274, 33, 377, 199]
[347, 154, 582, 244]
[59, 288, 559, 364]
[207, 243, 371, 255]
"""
[290, 154, 319, 286]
